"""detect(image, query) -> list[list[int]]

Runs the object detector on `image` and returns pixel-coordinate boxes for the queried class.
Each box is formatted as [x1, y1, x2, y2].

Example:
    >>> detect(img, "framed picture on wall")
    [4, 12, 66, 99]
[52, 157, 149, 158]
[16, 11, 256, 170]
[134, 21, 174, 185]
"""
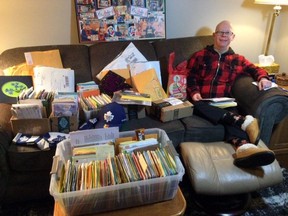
[75, 0, 166, 43]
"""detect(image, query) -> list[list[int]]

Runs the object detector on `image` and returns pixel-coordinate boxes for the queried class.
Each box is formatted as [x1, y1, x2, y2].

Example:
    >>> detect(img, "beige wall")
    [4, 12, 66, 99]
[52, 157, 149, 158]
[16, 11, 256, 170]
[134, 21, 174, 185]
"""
[0, 0, 287, 72]
[0, 0, 78, 50]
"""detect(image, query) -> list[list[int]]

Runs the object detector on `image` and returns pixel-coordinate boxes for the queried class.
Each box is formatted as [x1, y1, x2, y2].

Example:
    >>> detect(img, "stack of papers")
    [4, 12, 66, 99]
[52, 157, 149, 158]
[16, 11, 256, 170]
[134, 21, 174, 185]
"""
[33, 66, 75, 92]
[201, 97, 237, 108]
[252, 81, 278, 91]
[112, 90, 152, 106]
[52, 92, 79, 117]
[57, 146, 178, 192]
[11, 104, 43, 119]
[118, 138, 158, 153]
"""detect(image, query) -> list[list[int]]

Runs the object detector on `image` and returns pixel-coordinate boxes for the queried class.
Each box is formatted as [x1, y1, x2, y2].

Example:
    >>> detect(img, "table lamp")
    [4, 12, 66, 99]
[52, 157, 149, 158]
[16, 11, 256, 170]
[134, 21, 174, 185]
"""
[254, 0, 288, 56]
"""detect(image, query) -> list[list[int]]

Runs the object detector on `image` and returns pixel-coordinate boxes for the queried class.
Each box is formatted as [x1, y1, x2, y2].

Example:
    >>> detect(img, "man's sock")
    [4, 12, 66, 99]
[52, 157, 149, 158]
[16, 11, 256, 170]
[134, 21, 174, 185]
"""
[230, 138, 248, 149]
[240, 115, 254, 131]
[241, 115, 260, 145]
[220, 112, 245, 128]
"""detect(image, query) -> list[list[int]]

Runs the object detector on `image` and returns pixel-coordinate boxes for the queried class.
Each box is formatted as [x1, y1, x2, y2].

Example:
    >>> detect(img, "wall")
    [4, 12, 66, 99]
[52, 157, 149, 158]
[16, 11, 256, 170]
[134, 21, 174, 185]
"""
[0, 1, 78, 50]
[166, 0, 288, 73]
[0, 0, 287, 72]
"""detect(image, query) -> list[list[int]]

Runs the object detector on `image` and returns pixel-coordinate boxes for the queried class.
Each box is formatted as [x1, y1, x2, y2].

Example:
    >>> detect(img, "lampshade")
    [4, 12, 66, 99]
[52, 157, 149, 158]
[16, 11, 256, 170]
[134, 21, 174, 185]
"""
[254, 0, 288, 5]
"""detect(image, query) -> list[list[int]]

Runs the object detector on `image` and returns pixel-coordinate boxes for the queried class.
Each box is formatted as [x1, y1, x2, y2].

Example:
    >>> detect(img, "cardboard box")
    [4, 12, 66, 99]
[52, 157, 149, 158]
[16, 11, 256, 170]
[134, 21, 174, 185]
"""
[255, 63, 280, 75]
[50, 114, 78, 133]
[11, 117, 50, 136]
[150, 99, 193, 122]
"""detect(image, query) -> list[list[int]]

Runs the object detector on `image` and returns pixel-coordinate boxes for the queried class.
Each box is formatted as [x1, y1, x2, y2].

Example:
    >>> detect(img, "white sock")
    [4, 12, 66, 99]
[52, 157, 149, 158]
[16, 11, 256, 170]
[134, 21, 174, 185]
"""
[236, 143, 257, 154]
[241, 115, 254, 131]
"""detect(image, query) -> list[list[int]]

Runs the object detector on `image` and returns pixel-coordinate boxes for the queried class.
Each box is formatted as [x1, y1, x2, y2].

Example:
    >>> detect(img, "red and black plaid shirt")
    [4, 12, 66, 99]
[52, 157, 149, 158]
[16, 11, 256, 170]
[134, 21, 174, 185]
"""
[187, 45, 269, 99]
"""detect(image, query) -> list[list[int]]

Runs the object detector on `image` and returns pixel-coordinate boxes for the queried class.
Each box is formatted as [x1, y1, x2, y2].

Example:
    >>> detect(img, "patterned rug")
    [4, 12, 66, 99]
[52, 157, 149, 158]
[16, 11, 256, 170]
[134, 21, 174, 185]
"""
[243, 167, 288, 215]
[181, 168, 288, 216]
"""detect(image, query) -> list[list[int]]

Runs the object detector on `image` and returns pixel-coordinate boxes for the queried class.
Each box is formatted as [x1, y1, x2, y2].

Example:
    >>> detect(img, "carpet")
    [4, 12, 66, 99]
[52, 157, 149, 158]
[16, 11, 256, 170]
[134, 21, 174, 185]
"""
[181, 167, 288, 216]
[243, 167, 288, 215]
[0, 168, 287, 216]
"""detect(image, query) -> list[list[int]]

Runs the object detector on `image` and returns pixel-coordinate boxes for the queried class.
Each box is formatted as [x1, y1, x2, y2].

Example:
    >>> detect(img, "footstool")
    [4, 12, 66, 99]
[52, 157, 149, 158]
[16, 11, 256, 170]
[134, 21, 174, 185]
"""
[180, 140, 283, 214]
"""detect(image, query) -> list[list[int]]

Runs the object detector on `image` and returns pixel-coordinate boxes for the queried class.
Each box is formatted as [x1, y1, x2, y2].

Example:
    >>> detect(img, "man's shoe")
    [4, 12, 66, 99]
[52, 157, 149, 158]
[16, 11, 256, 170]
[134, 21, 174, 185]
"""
[233, 143, 275, 168]
[241, 115, 260, 145]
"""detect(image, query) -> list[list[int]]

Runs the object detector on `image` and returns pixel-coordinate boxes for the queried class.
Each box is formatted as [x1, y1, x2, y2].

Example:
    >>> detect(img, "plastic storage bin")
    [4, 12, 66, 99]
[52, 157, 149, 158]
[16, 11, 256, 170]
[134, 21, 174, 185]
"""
[49, 128, 185, 215]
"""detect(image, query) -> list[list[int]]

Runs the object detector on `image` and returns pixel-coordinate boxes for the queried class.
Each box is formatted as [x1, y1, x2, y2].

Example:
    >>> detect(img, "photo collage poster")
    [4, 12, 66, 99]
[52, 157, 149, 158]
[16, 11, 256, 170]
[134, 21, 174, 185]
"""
[75, 0, 166, 43]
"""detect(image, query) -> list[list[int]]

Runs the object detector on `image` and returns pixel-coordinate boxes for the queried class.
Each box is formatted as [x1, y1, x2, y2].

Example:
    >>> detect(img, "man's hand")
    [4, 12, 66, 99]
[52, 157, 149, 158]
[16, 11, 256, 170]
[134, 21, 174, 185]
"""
[258, 78, 272, 91]
[192, 93, 203, 101]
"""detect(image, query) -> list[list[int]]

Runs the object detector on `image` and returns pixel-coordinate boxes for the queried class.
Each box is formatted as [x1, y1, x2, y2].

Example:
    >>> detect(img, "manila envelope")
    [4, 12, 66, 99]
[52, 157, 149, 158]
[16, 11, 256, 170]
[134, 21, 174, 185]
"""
[24, 49, 63, 69]
[131, 68, 167, 101]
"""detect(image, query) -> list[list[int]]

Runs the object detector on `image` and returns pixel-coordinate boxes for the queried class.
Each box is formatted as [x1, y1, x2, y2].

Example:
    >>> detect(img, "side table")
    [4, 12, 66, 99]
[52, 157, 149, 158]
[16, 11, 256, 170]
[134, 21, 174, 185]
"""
[54, 187, 186, 216]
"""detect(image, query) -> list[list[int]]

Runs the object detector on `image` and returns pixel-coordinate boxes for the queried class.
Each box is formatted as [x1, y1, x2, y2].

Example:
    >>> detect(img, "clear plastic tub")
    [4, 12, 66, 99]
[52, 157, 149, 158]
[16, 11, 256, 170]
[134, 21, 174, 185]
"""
[49, 128, 185, 215]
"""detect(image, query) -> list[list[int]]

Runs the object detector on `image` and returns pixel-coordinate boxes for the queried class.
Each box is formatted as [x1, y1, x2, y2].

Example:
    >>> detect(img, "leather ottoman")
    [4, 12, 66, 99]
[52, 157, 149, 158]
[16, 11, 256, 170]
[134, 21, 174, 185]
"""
[180, 140, 283, 214]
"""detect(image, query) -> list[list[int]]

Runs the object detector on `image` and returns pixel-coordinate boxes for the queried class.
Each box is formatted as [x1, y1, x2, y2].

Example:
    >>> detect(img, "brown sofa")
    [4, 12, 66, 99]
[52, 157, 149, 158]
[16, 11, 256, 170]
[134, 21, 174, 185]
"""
[0, 36, 288, 204]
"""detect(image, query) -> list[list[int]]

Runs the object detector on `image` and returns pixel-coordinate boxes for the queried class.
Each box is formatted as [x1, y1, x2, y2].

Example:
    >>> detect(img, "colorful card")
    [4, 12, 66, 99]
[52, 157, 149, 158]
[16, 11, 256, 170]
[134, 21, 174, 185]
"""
[0, 76, 33, 103]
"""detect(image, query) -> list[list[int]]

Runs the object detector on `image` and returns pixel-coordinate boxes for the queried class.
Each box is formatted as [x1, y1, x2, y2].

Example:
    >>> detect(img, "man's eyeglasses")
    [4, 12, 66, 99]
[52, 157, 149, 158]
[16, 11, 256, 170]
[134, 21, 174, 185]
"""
[215, 31, 234, 36]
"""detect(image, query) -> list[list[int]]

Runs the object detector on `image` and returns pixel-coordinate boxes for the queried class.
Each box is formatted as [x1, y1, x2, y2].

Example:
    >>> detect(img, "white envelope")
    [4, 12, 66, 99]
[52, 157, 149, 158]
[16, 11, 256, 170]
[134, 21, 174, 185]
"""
[69, 127, 119, 147]
[33, 66, 75, 92]
[97, 42, 147, 80]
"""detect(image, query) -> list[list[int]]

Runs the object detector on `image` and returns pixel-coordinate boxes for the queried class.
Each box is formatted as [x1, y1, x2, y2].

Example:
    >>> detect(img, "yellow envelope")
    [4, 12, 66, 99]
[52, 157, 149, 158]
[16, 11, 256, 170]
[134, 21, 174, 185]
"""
[3, 63, 32, 76]
[132, 68, 167, 101]
[24, 49, 63, 68]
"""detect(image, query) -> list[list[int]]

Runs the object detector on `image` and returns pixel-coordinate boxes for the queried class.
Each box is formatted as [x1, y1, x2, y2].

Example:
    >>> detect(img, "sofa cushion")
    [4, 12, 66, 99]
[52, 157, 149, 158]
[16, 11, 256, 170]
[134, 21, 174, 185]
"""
[120, 117, 185, 148]
[89, 40, 157, 83]
[181, 115, 225, 142]
[0, 104, 13, 135]
[0, 45, 92, 86]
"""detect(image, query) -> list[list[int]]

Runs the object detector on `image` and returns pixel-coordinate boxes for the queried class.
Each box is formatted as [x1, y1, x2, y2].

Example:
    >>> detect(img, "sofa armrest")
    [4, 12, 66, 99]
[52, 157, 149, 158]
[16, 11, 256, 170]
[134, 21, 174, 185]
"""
[232, 75, 288, 144]
[0, 127, 11, 198]
[0, 103, 12, 201]
[0, 132, 10, 202]
[0, 103, 13, 137]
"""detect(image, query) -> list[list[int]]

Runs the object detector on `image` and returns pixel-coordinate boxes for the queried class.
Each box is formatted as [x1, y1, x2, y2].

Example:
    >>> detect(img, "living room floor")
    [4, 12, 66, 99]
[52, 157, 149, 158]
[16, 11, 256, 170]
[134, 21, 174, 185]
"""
[1, 168, 287, 216]
[0, 172, 203, 216]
